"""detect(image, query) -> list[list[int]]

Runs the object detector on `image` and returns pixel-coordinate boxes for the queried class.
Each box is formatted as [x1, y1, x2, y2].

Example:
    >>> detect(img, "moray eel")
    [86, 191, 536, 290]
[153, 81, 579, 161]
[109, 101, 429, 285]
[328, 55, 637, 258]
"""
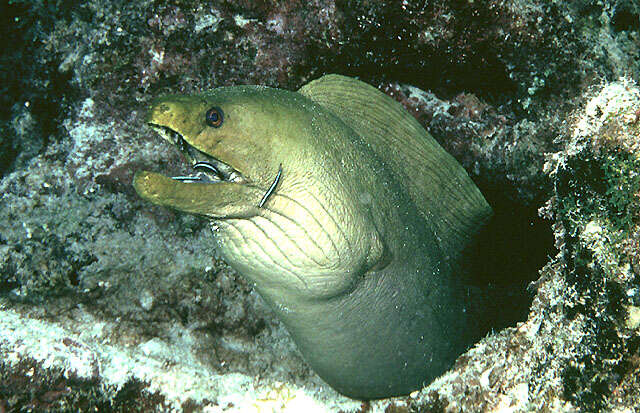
[133, 74, 492, 399]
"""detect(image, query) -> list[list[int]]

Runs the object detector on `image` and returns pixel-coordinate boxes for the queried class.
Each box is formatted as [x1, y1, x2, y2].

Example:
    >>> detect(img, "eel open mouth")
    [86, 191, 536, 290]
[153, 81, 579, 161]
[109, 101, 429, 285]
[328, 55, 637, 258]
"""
[150, 124, 246, 185]
[134, 106, 265, 219]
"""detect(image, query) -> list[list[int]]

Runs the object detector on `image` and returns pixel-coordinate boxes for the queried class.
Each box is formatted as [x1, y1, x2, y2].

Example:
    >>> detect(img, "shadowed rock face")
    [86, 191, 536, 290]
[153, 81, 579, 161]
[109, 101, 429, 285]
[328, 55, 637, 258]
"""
[134, 75, 492, 398]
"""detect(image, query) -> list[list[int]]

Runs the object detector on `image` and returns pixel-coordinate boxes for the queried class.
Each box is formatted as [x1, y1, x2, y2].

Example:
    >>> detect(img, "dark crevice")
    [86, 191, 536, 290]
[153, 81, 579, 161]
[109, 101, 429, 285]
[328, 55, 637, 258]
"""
[612, 1, 640, 32]
[462, 178, 556, 333]
[0, 1, 82, 177]
[300, 0, 583, 123]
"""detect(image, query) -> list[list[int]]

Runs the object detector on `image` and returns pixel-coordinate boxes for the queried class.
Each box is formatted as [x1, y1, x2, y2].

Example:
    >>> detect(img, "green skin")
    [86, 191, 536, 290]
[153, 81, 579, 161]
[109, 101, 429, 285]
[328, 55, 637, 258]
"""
[134, 75, 491, 399]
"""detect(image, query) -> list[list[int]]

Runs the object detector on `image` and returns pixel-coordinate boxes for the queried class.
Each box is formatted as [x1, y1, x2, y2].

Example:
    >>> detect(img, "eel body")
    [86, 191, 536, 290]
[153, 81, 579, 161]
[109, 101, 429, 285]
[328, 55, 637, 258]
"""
[133, 74, 492, 399]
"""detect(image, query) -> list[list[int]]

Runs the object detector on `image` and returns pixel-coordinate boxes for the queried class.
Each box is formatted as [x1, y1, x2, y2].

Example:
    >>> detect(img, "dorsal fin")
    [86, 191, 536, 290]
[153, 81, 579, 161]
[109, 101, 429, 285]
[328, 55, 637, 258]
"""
[299, 74, 491, 259]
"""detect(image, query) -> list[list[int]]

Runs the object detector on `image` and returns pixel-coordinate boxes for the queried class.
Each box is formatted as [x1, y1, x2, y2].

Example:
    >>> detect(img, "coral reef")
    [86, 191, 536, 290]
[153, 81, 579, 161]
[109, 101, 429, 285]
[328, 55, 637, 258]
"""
[1, 0, 639, 411]
[401, 78, 640, 412]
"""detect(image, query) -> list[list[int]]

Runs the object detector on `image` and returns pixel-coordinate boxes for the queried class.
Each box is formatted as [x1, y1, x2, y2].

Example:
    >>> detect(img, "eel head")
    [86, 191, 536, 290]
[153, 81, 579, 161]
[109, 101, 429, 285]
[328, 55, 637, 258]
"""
[134, 87, 300, 219]
[133, 86, 386, 301]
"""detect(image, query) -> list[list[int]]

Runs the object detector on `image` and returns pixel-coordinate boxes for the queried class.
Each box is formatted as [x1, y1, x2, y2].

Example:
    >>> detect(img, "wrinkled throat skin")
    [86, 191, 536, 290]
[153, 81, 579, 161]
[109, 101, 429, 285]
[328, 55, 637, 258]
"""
[133, 75, 492, 399]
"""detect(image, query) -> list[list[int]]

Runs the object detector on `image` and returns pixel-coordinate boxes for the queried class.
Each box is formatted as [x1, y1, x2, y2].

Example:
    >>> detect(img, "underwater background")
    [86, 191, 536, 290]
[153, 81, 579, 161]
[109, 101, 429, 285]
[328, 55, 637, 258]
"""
[1, 0, 639, 411]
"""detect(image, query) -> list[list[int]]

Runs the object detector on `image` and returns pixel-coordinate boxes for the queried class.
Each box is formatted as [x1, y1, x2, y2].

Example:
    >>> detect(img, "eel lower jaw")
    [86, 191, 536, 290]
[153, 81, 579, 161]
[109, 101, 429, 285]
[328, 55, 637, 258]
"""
[132, 170, 262, 219]
[149, 124, 247, 185]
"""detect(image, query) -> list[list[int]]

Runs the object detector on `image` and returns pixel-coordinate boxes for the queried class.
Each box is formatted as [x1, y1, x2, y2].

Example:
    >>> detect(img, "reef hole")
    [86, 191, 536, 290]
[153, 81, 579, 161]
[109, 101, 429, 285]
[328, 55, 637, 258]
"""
[462, 178, 556, 334]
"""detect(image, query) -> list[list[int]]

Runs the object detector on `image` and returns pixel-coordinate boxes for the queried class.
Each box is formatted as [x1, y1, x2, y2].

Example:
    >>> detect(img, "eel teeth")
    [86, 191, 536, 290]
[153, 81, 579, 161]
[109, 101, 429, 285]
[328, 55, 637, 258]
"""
[171, 167, 222, 184]
[172, 175, 204, 182]
[151, 125, 246, 184]
[153, 125, 184, 147]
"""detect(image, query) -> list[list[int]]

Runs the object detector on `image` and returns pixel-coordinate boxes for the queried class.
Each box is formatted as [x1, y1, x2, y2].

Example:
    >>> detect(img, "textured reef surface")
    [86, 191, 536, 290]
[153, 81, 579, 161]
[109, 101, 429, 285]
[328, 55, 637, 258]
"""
[1, 0, 639, 411]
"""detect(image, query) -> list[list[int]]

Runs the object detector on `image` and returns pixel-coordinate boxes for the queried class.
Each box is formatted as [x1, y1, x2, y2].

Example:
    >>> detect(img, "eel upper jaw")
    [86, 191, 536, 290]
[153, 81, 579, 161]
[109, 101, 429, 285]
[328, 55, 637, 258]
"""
[149, 123, 247, 185]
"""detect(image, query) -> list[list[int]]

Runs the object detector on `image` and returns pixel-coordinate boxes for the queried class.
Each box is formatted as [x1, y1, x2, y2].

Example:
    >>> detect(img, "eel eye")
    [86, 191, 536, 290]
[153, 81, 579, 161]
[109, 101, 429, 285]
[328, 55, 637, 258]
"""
[205, 106, 224, 128]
